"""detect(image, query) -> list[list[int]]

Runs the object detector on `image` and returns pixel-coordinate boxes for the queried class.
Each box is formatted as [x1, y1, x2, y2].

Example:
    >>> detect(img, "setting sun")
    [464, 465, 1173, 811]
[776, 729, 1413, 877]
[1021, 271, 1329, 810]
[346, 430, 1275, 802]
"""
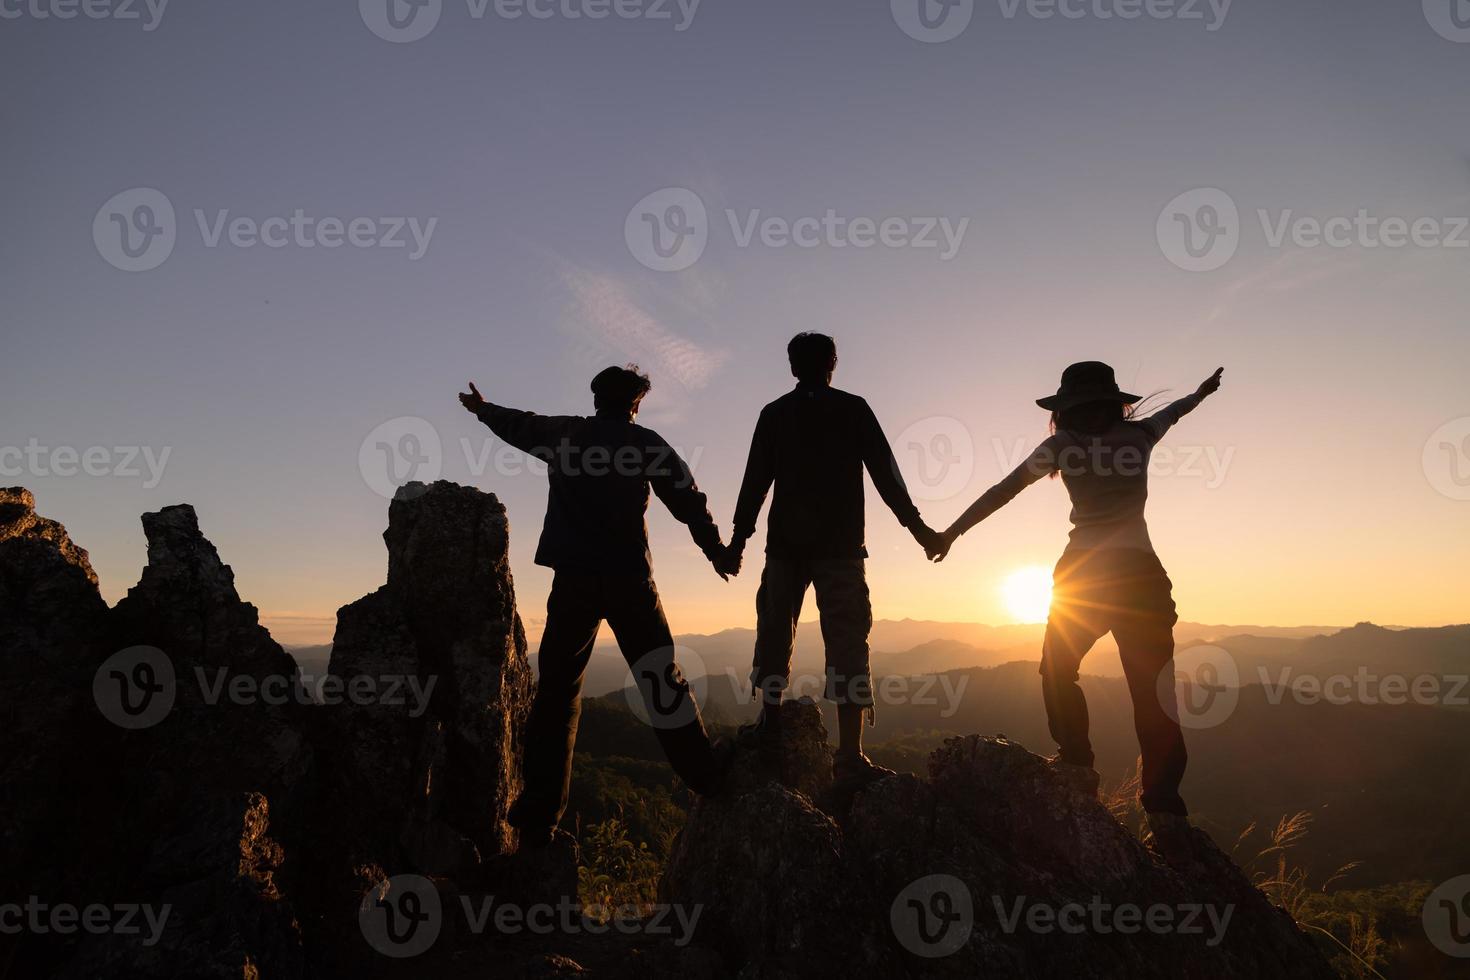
[1002, 566, 1055, 624]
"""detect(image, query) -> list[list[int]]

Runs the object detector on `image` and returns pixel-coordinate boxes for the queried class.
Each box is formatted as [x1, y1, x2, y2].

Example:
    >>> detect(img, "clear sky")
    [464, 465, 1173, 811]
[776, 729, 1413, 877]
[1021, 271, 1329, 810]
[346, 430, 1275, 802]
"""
[4, 0, 1468, 645]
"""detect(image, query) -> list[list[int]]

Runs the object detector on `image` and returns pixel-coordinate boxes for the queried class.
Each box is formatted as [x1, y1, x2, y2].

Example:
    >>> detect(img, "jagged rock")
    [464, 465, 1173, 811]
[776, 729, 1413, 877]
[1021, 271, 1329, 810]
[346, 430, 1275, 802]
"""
[0, 488, 112, 906]
[662, 704, 1337, 980]
[307, 480, 534, 966]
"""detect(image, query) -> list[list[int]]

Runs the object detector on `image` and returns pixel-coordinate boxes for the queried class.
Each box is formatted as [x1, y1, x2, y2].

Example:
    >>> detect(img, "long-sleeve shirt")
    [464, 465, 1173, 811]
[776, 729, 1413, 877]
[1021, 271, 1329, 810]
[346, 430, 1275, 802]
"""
[732, 383, 923, 560]
[473, 402, 723, 576]
[949, 394, 1204, 555]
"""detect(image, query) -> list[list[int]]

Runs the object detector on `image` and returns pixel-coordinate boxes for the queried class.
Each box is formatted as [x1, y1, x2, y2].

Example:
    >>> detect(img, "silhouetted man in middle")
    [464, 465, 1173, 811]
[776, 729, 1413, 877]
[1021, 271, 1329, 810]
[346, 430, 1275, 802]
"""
[722, 333, 941, 788]
[460, 365, 731, 845]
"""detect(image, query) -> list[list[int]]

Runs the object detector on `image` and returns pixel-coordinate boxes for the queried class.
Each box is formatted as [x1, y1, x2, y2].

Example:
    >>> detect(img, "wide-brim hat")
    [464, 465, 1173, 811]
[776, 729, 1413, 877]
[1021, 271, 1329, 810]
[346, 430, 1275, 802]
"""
[1036, 361, 1141, 412]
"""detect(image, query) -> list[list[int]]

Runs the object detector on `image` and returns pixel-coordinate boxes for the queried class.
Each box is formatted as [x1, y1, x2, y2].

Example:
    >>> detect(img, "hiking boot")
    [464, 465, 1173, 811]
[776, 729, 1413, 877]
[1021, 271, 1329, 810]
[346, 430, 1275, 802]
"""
[1145, 811, 1196, 862]
[1046, 755, 1101, 798]
[832, 751, 897, 792]
[737, 703, 785, 771]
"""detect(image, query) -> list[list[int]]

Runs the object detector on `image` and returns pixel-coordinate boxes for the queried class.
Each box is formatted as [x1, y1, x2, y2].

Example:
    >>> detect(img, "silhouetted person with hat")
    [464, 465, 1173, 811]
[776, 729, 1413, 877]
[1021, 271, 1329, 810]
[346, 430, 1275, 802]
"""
[722, 333, 942, 788]
[931, 361, 1223, 844]
[460, 365, 731, 845]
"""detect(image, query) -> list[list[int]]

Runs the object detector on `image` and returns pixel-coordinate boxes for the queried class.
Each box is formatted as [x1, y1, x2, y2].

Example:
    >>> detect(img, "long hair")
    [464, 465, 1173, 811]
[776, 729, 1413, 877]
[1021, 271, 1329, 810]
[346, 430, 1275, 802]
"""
[1049, 393, 1167, 436]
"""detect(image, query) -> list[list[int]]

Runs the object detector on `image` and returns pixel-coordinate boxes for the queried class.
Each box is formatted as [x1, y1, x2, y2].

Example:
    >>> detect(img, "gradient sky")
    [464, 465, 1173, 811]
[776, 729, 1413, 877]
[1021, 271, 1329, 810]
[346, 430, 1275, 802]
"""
[3, 0, 1468, 646]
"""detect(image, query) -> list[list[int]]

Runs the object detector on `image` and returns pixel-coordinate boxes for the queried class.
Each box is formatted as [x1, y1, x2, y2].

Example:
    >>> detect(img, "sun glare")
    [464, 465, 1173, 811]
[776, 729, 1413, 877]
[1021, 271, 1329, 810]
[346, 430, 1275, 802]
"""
[1002, 566, 1055, 624]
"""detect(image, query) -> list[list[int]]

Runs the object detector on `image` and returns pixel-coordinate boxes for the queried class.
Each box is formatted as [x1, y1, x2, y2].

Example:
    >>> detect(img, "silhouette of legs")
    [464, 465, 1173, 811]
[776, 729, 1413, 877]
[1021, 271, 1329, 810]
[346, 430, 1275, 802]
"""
[1115, 619, 1188, 816]
[510, 570, 717, 840]
[751, 559, 809, 706]
[752, 558, 876, 756]
[1039, 610, 1105, 769]
[1039, 550, 1187, 815]
[605, 575, 718, 795]
[511, 571, 602, 838]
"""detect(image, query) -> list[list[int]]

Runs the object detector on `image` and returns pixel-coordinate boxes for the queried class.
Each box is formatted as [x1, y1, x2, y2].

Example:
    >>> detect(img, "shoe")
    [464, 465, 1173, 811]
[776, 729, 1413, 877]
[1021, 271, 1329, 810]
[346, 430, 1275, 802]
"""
[1046, 755, 1101, 798]
[832, 751, 897, 791]
[1145, 811, 1196, 861]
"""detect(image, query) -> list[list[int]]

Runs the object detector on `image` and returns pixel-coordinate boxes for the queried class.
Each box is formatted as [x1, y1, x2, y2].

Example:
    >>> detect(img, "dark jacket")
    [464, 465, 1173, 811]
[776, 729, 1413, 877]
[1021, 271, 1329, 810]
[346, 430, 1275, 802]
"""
[474, 403, 723, 576]
[732, 383, 922, 559]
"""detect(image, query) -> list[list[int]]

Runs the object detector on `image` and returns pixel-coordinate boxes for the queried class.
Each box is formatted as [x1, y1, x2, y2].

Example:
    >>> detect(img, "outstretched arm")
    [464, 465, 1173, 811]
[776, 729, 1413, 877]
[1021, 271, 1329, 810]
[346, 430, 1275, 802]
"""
[730, 407, 776, 549]
[459, 381, 570, 462]
[1137, 367, 1224, 444]
[932, 437, 1063, 561]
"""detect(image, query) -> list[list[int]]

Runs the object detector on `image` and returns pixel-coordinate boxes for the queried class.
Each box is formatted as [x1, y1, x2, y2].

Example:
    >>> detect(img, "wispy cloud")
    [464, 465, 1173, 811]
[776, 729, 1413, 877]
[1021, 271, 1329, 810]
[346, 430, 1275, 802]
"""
[557, 263, 730, 391]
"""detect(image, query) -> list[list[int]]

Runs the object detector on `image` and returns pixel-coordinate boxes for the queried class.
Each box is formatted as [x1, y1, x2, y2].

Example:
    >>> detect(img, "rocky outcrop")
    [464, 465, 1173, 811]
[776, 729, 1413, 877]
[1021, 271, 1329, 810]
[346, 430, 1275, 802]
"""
[2, 485, 1337, 979]
[0, 483, 537, 979]
[304, 480, 536, 970]
[663, 701, 1338, 980]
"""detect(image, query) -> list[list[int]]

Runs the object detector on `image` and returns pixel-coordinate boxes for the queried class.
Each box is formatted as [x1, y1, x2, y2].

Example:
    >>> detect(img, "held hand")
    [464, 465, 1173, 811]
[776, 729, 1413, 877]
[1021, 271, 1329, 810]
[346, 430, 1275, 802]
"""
[912, 521, 944, 561]
[713, 540, 744, 579]
[1196, 367, 1224, 400]
[928, 528, 957, 563]
[459, 382, 486, 413]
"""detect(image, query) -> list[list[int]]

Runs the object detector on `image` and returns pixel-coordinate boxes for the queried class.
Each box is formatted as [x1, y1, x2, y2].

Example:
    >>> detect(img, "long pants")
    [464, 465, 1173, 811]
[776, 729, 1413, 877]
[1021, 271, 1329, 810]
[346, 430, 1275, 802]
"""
[510, 569, 716, 832]
[751, 557, 875, 708]
[1040, 548, 1188, 816]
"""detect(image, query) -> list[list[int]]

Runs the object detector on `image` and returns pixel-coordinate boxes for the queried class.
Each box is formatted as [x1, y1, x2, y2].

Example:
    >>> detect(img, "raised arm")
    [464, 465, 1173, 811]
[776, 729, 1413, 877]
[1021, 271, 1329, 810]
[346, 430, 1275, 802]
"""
[933, 436, 1064, 561]
[459, 381, 571, 462]
[1137, 367, 1224, 444]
